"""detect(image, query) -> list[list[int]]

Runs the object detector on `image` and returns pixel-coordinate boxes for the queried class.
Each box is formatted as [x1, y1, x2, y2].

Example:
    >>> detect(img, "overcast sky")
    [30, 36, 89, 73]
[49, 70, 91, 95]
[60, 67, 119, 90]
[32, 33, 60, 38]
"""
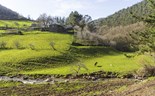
[0, 0, 143, 20]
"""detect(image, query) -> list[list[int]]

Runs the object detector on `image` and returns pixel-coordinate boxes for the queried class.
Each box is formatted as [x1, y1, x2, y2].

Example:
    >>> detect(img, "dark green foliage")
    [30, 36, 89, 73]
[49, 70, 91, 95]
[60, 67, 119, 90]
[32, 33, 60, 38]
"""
[96, 0, 150, 27]
[66, 11, 83, 27]
[0, 4, 26, 20]
[78, 15, 92, 31]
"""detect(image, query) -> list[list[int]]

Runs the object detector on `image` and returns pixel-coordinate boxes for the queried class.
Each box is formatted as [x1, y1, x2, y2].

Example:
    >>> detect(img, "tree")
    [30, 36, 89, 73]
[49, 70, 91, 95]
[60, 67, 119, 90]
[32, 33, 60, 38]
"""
[66, 11, 83, 27]
[52, 17, 66, 26]
[14, 22, 19, 30]
[98, 1, 151, 27]
[78, 15, 92, 31]
[130, 0, 155, 56]
[27, 15, 31, 20]
[37, 13, 53, 28]
[71, 62, 88, 75]
[144, 0, 155, 27]
[86, 21, 97, 32]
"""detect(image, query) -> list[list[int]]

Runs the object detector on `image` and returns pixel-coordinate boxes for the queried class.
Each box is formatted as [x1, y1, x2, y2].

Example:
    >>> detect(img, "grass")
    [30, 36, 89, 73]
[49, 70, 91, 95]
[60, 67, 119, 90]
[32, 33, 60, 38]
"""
[0, 30, 5, 33]
[0, 31, 73, 75]
[0, 20, 32, 28]
[22, 46, 153, 75]
[0, 29, 153, 76]
[22, 52, 142, 75]
[0, 81, 22, 88]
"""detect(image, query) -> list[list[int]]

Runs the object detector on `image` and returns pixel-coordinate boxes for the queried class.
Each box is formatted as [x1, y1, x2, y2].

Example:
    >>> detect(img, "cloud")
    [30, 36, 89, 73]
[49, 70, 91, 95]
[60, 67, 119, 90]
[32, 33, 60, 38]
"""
[48, 0, 88, 16]
[96, 0, 108, 3]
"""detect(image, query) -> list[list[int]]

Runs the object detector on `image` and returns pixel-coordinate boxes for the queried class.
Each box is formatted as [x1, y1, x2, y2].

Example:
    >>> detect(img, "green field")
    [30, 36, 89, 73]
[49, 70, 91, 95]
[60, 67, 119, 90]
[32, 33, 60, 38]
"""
[0, 30, 153, 76]
[0, 31, 73, 75]
[0, 20, 32, 28]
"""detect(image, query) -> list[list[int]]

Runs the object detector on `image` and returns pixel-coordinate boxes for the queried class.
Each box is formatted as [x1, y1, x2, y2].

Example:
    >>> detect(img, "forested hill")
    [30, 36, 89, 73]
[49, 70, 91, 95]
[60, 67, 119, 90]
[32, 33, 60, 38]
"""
[96, 0, 151, 27]
[0, 4, 26, 20]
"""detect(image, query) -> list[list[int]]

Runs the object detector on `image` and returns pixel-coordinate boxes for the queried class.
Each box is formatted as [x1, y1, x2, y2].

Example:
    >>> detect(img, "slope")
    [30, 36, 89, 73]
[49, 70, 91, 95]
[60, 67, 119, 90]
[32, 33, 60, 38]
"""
[95, 0, 150, 27]
[0, 4, 26, 20]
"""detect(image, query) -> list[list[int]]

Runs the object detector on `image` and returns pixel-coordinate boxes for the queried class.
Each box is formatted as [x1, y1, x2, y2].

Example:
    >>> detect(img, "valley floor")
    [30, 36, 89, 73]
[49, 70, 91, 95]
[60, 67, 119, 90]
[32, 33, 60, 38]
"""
[0, 30, 154, 96]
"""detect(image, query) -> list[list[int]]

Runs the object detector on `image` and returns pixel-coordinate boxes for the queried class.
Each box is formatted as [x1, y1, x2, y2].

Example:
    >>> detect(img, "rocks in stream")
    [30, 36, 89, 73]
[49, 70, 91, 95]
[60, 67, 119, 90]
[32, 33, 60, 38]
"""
[44, 78, 54, 82]
[0, 70, 137, 85]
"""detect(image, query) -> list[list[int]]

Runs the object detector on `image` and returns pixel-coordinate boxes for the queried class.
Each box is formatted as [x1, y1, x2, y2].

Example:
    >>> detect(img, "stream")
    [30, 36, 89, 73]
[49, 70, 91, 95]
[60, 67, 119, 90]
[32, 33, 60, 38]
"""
[0, 75, 140, 85]
[0, 76, 69, 84]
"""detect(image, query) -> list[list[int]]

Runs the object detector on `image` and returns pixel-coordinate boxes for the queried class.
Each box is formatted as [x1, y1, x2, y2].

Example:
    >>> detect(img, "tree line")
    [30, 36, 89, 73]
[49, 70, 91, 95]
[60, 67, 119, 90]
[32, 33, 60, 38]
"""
[96, 0, 151, 27]
[0, 4, 26, 20]
[36, 0, 154, 53]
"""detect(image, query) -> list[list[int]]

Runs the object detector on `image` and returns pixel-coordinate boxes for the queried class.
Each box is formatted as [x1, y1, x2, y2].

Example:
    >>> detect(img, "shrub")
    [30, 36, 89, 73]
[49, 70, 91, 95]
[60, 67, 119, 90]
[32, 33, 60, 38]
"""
[29, 43, 35, 50]
[135, 64, 155, 78]
[74, 22, 147, 51]
[0, 41, 7, 49]
[70, 62, 88, 75]
[134, 58, 155, 78]
[49, 41, 56, 50]
[14, 41, 21, 49]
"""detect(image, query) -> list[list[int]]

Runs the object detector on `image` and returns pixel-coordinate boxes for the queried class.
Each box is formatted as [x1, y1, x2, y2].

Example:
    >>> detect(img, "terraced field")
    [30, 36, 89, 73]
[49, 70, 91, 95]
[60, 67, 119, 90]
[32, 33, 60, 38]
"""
[0, 31, 73, 75]
[0, 20, 32, 28]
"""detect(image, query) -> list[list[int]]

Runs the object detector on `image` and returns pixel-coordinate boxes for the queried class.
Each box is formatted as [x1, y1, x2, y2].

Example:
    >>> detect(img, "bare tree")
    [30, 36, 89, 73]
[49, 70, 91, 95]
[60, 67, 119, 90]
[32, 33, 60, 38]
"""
[14, 22, 20, 30]
[37, 13, 53, 28]
[49, 41, 56, 50]
[71, 62, 88, 75]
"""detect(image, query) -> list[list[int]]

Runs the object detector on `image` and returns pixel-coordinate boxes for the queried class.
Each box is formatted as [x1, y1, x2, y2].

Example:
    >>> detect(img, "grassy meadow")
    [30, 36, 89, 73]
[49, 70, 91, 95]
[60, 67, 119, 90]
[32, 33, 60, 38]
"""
[0, 20, 154, 96]
[0, 21, 153, 77]
[0, 20, 32, 28]
[0, 31, 73, 75]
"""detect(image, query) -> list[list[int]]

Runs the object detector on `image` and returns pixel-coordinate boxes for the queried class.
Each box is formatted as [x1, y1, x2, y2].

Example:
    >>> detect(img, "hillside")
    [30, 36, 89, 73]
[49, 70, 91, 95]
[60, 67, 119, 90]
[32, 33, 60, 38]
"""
[96, 0, 151, 27]
[0, 1, 154, 96]
[0, 4, 26, 20]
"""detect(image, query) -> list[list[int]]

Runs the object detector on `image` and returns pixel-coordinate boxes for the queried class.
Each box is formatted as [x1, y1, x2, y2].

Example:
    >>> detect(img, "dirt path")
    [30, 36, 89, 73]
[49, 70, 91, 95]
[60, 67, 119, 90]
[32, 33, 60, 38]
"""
[113, 79, 155, 96]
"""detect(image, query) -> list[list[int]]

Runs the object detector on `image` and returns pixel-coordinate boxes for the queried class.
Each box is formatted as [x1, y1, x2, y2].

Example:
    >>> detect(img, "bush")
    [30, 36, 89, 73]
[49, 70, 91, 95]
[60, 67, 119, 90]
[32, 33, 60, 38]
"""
[75, 22, 147, 52]
[49, 41, 56, 50]
[134, 59, 155, 78]
[29, 43, 35, 50]
[135, 64, 155, 78]
[14, 41, 21, 49]
[0, 41, 7, 49]
[70, 62, 88, 75]
[98, 22, 146, 51]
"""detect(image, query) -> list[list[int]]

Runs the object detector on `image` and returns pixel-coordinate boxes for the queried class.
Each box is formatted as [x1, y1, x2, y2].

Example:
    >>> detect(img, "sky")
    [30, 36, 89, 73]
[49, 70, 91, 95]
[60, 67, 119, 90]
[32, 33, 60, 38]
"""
[0, 0, 143, 20]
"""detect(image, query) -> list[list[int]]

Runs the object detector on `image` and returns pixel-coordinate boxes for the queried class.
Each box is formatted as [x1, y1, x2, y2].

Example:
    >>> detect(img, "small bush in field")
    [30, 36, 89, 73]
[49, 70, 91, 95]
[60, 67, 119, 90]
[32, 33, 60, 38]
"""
[134, 59, 155, 79]
[70, 62, 88, 75]
[29, 43, 35, 50]
[0, 41, 7, 49]
[49, 41, 56, 50]
[14, 41, 21, 49]
[135, 64, 155, 78]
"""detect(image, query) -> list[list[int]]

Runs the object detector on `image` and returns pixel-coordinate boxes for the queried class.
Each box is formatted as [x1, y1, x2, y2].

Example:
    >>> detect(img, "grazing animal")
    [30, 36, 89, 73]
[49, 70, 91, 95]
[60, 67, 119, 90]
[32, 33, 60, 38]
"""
[94, 62, 98, 66]
[124, 53, 134, 58]
[97, 66, 102, 67]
